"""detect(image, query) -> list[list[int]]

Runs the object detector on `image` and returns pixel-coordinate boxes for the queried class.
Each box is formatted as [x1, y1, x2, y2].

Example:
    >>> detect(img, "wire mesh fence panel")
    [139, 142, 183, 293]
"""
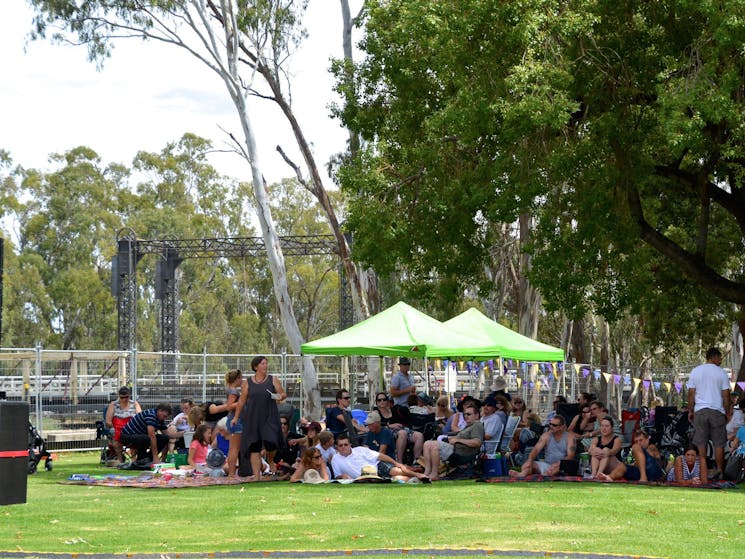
[1, 347, 704, 453]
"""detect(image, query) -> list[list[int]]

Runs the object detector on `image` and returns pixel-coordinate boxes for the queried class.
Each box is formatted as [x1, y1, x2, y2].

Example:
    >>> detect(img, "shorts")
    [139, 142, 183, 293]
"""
[624, 450, 664, 481]
[535, 460, 552, 475]
[377, 461, 394, 478]
[226, 413, 243, 435]
[112, 416, 131, 442]
[692, 408, 727, 448]
[248, 440, 278, 453]
[438, 440, 455, 461]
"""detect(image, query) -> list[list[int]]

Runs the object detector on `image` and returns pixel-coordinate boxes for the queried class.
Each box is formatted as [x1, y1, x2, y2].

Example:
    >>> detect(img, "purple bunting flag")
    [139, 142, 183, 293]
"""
[674, 382, 682, 393]
[642, 380, 650, 390]
[612, 374, 621, 385]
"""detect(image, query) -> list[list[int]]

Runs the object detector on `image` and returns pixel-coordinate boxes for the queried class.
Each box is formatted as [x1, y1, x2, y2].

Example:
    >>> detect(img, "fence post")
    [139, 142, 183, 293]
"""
[202, 346, 207, 404]
[34, 341, 42, 433]
[130, 347, 138, 400]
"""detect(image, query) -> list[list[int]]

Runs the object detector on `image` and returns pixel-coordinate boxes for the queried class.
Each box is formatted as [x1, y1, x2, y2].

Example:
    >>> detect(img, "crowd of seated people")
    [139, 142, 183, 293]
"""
[110, 348, 741, 486]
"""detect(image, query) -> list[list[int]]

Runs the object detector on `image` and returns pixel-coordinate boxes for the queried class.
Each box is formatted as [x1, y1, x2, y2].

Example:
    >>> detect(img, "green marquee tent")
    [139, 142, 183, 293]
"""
[301, 301, 496, 358]
[444, 307, 565, 362]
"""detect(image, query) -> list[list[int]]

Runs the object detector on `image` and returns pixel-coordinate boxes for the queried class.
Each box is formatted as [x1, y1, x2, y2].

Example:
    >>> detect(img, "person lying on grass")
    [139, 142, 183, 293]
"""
[331, 433, 428, 482]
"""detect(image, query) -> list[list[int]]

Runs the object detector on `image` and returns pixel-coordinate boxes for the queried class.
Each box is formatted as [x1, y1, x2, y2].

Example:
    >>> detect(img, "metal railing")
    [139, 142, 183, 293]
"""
[1, 346, 702, 452]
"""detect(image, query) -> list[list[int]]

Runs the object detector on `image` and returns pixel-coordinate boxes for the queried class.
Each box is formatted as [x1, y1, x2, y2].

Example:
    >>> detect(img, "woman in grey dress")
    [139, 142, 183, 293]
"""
[240, 355, 286, 479]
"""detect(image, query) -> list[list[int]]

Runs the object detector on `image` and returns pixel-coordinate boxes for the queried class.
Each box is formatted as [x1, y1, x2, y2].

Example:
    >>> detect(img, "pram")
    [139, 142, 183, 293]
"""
[656, 410, 693, 457]
[28, 422, 53, 474]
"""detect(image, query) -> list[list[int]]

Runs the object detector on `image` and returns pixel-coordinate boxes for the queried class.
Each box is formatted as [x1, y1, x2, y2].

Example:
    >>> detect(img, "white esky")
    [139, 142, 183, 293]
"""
[0, 1, 362, 187]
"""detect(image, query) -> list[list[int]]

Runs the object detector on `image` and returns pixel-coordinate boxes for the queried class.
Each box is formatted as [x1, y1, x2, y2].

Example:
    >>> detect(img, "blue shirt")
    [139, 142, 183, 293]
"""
[121, 409, 168, 436]
[365, 427, 395, 458]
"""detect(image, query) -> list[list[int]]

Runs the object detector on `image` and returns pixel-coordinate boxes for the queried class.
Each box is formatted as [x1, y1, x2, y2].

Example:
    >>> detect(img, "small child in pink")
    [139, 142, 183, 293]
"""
[188, 423, 212, 468]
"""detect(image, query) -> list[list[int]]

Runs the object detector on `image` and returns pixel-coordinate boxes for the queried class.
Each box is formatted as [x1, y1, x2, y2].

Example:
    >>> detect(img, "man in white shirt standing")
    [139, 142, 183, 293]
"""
[687, 347, 731, 477]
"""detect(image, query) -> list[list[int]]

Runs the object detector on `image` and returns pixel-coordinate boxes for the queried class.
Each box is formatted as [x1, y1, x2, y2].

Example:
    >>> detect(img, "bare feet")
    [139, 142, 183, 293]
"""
[508, 469, 525, 479]
[596, 472, 613, 482]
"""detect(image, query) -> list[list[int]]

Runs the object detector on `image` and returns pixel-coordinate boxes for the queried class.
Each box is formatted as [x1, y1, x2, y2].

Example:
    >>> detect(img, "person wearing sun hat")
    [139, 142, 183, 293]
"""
[390, 356, 417, 406]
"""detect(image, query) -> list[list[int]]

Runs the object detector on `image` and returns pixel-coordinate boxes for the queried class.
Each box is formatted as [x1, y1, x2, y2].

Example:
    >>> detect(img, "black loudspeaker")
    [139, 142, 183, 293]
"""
[0, 401, 29, 505]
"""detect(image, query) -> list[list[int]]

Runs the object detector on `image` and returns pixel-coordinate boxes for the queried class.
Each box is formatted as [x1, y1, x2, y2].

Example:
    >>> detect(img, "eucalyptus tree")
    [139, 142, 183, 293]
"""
[1, 147, 123, 348]
[27, 0, 350, 417]
[335, 0, 745, 376]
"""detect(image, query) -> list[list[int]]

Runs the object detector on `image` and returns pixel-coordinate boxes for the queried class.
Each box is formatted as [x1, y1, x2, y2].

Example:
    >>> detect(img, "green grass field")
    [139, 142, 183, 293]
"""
[1, 452, 743, 559]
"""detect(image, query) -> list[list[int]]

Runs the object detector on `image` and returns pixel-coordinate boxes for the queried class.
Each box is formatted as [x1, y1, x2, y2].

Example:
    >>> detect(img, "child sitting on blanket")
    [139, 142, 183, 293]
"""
[188, 424, 212, 469]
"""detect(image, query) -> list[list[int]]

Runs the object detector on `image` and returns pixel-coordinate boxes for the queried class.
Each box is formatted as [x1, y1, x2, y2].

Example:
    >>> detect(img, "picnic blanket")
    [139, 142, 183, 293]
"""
[59, 474, 417, 488]
[60, 473, 255, 489]
[478, 474, 739, 489]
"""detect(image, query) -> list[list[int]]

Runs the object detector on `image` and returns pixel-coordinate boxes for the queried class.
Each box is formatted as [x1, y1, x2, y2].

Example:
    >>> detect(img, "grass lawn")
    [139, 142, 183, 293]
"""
[1, 452, 743, 559]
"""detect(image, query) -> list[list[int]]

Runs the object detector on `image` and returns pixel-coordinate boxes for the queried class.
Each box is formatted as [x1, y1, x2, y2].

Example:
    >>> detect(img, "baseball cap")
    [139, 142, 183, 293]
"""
[364, 411, 382, 425]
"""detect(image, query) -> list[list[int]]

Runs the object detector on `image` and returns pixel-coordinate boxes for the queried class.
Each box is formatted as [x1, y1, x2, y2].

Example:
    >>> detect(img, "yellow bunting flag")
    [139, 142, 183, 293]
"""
[602, 372, 611, 383]
[516, 378, 522, 389]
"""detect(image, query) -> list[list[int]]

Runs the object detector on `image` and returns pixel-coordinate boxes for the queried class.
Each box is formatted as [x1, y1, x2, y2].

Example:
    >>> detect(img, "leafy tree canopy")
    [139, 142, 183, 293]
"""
[334, 0, 745, 350]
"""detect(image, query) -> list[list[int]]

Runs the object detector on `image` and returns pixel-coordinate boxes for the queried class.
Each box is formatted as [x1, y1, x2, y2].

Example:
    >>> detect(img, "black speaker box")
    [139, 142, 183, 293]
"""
[0, 401, 29, 505]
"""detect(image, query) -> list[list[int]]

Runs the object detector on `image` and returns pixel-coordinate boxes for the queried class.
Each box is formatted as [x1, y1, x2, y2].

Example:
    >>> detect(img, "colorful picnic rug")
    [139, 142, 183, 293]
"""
[479, 474, 740, 489]
[60, 473, 253, 489]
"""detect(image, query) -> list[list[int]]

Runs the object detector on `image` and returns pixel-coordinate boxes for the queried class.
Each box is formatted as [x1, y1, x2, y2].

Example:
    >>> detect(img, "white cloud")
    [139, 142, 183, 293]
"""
[0, 2, 359, 185]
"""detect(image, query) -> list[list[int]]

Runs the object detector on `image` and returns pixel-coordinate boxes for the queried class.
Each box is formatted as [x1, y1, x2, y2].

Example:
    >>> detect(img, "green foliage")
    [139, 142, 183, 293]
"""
[334, 0, 745, 349]
[0, 134, 339, 353]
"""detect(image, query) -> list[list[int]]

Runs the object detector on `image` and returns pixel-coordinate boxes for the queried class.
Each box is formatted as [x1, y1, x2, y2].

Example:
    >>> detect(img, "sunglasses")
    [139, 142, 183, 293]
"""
[340, 396, 351, 400]
[376, 397, 387, 402]
[550, 422, 561, 427]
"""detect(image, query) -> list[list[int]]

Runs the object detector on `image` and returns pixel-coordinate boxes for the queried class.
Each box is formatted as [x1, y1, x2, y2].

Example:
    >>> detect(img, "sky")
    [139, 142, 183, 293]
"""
[0, 1, 362, 187]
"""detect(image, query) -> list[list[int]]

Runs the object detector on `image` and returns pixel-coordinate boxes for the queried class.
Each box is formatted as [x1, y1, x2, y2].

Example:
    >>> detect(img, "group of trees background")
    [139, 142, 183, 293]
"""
[2, 1, 744, 385]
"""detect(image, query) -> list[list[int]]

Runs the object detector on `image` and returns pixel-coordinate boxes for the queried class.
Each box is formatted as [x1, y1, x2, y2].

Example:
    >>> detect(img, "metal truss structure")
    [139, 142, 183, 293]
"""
[113, 229, 351, 369]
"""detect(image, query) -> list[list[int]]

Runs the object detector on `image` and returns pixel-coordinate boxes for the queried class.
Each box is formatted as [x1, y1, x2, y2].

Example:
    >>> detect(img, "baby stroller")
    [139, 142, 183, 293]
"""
[28, 422, 53, 474]
[657, 410, 692, 457]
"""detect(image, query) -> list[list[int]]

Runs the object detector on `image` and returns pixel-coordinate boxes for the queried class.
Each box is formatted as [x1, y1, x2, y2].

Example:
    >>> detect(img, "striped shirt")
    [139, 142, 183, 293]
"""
[666, 456, 701, 482]
[121, 409, 168, 436]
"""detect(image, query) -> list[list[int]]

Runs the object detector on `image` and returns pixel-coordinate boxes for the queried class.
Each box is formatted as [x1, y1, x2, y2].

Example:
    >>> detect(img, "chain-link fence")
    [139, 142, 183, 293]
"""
[2, 346, 714, 453]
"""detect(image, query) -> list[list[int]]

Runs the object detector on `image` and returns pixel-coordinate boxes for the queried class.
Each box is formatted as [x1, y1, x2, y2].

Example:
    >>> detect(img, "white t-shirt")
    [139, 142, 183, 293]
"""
[687, 363, 730, 414]
[331, 446, 380, 479]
